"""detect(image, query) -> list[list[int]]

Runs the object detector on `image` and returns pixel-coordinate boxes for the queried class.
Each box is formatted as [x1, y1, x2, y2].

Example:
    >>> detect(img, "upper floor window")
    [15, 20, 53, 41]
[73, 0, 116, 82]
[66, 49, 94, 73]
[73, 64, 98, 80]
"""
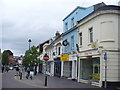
[89, 27, 93, 43]
[71, 35, 74, 50]
[79, 32, 82, 46]
[71, 17, 74, 27]
[65, 22, 68, 31]
[58, 47, 61, 55]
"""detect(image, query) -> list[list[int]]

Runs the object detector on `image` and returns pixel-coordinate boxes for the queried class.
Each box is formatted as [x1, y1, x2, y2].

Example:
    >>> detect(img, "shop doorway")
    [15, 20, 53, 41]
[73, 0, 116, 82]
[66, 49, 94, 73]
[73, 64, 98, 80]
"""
[80, 57, 100, 81]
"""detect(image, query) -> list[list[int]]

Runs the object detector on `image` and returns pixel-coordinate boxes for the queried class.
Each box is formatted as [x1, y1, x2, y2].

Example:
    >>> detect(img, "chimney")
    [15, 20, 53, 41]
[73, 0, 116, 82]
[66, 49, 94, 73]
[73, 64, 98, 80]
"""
[93, 2, 106, 11]
[55, 31, 60, 38]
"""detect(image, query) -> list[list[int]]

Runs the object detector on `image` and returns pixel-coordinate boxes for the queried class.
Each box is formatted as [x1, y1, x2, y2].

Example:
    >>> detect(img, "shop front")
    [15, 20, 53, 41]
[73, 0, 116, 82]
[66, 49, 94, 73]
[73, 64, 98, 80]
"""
[54, 57, 61, 77]
[79, 57, 100, 84]
[63, 61, 72, 78]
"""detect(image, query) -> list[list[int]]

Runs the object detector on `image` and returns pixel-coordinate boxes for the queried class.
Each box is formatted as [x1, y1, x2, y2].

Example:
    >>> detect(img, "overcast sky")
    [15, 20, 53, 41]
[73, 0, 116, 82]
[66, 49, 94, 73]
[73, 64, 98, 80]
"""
[0, 0, 119, 56]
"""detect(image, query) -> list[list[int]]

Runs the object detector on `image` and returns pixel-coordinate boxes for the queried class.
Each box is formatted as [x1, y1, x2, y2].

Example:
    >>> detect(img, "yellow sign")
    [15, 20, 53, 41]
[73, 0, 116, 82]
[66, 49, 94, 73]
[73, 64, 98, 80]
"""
[60, 54, 69, 61]
[91, 42, 96, 48]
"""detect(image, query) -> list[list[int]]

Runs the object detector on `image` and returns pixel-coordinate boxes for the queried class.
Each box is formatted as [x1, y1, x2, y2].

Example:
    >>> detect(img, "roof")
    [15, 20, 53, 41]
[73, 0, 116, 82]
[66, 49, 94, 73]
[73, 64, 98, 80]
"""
[37, 40, 49, 52]
[63, 6, 86, 21]
[77, 5, 120, 24]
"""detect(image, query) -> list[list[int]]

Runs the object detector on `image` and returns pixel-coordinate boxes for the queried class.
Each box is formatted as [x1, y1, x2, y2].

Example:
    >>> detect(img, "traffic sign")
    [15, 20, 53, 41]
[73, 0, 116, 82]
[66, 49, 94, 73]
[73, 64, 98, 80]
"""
[43, 54, 49, 61]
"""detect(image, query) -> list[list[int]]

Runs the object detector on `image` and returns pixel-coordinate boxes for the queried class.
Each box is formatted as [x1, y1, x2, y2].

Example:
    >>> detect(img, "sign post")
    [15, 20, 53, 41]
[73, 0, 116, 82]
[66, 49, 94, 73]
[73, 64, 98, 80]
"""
[43, 54, 49, 86]
[104, 52, 107, 88]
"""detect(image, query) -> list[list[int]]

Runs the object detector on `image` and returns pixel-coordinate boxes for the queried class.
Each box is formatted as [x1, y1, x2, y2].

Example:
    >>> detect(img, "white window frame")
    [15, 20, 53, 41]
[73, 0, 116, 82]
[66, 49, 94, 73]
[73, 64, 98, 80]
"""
[79, 32, 82, 46]
[89, 27, 93, 43]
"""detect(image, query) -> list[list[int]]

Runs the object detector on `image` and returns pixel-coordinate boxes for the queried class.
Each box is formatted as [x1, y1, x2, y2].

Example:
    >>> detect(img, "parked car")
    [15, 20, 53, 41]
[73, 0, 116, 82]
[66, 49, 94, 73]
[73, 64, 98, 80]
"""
[9, 67, 13, 70]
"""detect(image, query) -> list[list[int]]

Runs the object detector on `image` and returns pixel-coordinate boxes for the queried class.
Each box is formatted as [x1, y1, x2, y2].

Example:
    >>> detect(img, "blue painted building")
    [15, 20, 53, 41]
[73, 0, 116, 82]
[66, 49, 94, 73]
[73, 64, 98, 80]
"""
[61, 2, 105, 79]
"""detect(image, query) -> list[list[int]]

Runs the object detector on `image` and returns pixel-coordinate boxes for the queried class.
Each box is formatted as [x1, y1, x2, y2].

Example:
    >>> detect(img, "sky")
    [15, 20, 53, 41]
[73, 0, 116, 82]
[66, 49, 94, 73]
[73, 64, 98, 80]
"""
[0, 0, 119, 56]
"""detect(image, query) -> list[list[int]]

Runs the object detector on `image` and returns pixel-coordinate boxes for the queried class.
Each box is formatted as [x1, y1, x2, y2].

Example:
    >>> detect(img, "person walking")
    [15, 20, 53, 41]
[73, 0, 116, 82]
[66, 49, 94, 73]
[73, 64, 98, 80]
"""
[2, 65, 4, 73]
[16, 66, 20, 76]
[26, 67, 30, 79]
[19, 66, 23, 80]
[5, 65, 9, 72]
[29, 65, 34, 80]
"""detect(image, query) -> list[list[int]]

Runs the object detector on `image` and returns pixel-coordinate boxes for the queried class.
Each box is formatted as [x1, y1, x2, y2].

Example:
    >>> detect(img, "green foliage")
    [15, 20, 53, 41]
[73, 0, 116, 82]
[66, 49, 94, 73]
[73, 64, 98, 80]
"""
[2, 51, 9, 65]
[22, 45, 40, 66]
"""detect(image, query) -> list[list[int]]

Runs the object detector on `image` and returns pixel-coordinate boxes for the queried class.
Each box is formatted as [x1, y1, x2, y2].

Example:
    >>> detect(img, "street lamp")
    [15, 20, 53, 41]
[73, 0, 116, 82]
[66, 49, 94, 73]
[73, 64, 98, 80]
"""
[28, 39, 32, 50]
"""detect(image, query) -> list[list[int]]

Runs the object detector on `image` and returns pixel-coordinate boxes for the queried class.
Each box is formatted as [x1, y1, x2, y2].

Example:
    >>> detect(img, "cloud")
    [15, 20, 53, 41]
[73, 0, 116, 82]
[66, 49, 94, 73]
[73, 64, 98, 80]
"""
[1, 0, 119, 56]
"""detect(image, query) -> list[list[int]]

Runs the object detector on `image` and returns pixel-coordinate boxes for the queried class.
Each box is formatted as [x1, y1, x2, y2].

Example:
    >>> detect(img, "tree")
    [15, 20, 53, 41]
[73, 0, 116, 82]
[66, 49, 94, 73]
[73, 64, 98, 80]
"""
[22, 46, 40, 67]
[2, 50, 9, 65]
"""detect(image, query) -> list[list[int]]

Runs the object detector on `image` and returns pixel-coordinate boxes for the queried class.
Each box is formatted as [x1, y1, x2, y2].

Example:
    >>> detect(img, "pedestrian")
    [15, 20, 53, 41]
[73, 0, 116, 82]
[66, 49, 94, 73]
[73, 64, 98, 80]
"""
[26, 67, 30, 79]
[5, 65, 9, 72]
[19, 67, 23, 80]
[29, 66, 34, 80]
[2, 65, 4, 73]
[16, 66, 19, 76]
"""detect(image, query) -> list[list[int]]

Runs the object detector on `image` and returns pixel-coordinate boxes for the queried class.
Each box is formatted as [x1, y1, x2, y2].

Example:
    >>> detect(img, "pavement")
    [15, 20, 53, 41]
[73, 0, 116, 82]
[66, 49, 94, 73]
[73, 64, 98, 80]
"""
[14, 71, 46, 88]
[14, 70, 99, 88]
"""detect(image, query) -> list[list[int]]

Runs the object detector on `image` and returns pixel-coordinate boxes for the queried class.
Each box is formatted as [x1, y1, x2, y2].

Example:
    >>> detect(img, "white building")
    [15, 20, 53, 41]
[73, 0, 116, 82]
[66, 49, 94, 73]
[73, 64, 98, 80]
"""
[77, 5, 120, 88]
[45, 31, 62, 77]
[118, 1, 120, 6]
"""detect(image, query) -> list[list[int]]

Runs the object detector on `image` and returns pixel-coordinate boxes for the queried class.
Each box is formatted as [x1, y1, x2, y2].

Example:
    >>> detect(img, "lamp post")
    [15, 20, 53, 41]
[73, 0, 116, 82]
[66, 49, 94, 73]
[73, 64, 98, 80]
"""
[28, 39, 32, 50]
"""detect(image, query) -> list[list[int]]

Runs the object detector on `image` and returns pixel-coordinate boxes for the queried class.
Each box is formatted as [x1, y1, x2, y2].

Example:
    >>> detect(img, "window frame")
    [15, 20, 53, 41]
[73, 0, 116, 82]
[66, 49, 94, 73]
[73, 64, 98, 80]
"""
[79, 32, 82, 46]
[71, 35, 74, 50]
[89, 27, 93, 43]
[71, 17, 74, 27]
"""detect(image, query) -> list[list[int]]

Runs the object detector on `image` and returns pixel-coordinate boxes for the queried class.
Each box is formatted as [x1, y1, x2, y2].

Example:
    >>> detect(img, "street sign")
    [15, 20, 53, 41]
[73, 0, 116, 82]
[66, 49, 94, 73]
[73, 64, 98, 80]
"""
[43, 54, 49, 61]
[104, 52, 107, 60]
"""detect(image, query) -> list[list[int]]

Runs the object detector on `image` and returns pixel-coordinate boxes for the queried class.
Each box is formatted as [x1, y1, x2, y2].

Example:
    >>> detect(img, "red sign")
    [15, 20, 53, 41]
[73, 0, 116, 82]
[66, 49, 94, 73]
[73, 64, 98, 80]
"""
[43, 55, 49, 61]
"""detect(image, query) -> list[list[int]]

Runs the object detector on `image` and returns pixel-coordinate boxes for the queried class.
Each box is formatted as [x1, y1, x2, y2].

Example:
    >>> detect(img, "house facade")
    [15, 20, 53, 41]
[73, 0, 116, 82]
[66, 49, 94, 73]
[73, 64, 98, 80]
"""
[62, 3, 105, 80]
[39, 40, 49, 74]
[45, 31, 62, 77]
[77, 5, 120, 88]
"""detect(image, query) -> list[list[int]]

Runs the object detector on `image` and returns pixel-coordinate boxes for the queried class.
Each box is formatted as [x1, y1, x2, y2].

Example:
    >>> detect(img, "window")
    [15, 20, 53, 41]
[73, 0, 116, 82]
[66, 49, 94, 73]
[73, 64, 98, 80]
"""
[71, 36, 74, 50]
[71, 17, 74, 27]
[89, 27, 93, 43]
[58, 47, 61, 55]
[65, 22, 68, 31]
[55, 47, 57, 55]
[79, 32, 82, 46]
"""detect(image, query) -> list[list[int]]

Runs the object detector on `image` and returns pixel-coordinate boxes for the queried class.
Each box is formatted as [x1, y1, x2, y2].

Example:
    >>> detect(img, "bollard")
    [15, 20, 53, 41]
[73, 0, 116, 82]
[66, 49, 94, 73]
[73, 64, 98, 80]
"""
[45, 75, 47, 86]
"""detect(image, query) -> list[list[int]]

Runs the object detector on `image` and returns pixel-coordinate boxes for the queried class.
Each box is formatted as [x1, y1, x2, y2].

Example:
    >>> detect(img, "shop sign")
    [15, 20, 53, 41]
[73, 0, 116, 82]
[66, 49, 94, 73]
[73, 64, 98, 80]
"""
[60, 54, 69, 61]
[69, 55, 77, 60]
[91, 42, 97, 48]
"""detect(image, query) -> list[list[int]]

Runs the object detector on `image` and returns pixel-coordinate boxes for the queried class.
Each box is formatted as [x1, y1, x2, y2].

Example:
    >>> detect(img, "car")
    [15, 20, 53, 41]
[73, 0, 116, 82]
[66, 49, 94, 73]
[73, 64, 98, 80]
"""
[9, 67, 13, 70]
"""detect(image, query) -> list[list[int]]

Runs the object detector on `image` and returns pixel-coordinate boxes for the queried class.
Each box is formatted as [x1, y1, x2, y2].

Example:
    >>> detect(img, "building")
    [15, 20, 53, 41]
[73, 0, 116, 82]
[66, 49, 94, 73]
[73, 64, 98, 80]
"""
[62, 2, 105, 80]
[118, 1, 120, 6]
[38, 40, 49, 73]
[77, 5, 120, 88]
[45, 31, 62, 77]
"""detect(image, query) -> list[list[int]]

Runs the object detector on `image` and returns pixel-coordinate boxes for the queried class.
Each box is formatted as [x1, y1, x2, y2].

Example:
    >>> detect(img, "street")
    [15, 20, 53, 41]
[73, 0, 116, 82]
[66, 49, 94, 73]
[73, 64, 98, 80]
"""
[1, 69, 100, 89]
